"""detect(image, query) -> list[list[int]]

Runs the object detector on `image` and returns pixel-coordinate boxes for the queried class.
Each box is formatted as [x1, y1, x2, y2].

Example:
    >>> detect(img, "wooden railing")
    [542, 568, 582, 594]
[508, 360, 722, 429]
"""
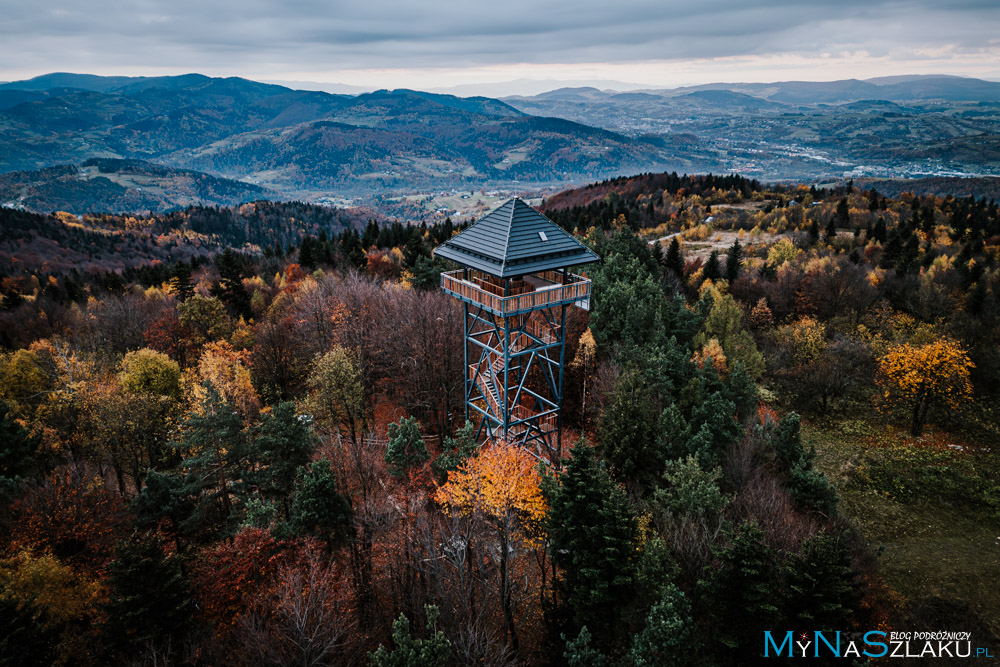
[441, 270, 591, 315]
[524, 315, 559, 345]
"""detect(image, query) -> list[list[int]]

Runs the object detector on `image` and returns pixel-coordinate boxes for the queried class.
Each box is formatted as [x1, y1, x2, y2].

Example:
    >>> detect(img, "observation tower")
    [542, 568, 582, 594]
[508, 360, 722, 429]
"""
[435, 198, 599, 462]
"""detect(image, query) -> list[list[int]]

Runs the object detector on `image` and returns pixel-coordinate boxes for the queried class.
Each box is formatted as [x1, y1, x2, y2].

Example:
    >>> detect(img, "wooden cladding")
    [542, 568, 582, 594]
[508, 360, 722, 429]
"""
[441, 269, 590, 316]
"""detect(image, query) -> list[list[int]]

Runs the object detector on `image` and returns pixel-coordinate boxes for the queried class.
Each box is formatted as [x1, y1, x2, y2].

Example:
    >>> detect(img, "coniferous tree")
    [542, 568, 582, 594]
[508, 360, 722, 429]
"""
[833, 197, 850, 235]
[169, 262, 194, 301]
[431, 421, 477, 480]
[725, 240, 743, 282]
[629, 583, 698, 667]
[340, 230, 366, 269]
[369, 605, 451, 667]
[563, 626, 606, 667]
[872, 216, 887, 243]
[664, 237, 684, 277]
[246, 402, 314, 517]
[289, 460, 352, 545]
[176, 387, 247, 531]
[650, 239, 665, 268]
[785, 534, 861, 629]
[546, 441, 638, 649]
[214, 249, 251, 318]
[362, 219, 380, 248]
[702, 250, 721, 281]
[101, 533, 193, 660]
[598, 370, 664, 486]
[385, 416, 429, 477]
[698, 522, 783, 662]
[403, 232, 430, 268]
[767, 413, 838, 515]
[299, 235, 317, 269]
[408, 255, 445, 290]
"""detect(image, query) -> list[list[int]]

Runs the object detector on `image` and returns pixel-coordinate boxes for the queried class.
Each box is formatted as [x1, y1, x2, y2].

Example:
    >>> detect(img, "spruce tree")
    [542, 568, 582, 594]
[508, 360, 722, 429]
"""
[598, 370, 664, 486]
[834, 197, 850, 234]
[873, 216, 887, 243]
[289, 460, 352, 545]
[546, 441, 638, 649]
[808, 219, 820, 242]
[785, 533, 860, 629]
[169, 262, 194, 301]
[725, 240, 743, 282]
[650, 239, 665, 268]
[246, 402, 314, 516]
[101, 533, 193, 660]
[702, 250, 721, 281]
[299, 235, 317, 268]
[698, 522, 783, 661]
[340, 230, 366, 269]
[215, 248, 251, 318]
[664, 237, 684, 277]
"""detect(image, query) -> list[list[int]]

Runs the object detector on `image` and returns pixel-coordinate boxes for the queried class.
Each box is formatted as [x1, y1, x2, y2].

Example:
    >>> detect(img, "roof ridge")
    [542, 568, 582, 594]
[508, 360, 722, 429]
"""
[499, 197, 516, 270]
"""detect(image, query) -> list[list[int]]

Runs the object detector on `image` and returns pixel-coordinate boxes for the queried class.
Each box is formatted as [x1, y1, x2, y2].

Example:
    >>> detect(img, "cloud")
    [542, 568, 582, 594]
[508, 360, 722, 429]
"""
[0, 0, 997, 83]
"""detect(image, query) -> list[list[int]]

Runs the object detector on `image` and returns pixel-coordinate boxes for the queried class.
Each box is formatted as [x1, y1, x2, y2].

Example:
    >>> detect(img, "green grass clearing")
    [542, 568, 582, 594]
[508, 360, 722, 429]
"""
[804, 419, 1000, 638]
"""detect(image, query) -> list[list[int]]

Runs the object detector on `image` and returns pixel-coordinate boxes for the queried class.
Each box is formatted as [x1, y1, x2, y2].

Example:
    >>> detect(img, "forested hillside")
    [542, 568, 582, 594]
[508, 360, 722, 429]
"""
[0, 159, 274, 214]
[0, 173, 998, 664]
[0, 200, 383, 277]
[0, 74, 673, 195]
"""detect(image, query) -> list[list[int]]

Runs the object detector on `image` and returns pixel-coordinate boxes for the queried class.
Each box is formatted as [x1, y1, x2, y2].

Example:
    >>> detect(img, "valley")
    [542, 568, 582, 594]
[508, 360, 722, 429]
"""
[2, 73, 1000, 216]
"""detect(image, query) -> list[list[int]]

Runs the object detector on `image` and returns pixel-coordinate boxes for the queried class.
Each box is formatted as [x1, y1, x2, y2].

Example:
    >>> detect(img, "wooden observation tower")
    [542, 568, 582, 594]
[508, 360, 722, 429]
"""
[435, 198, 600, 462]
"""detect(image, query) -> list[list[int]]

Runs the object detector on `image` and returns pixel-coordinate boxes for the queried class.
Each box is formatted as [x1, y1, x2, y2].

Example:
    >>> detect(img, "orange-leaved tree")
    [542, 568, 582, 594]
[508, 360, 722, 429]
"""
[434, 439, 546, 653]
[877, 338, 974, 436]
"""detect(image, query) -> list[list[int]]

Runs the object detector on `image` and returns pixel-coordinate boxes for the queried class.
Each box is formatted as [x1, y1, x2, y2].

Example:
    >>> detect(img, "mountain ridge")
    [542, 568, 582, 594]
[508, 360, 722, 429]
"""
[0, 73, 681, 197]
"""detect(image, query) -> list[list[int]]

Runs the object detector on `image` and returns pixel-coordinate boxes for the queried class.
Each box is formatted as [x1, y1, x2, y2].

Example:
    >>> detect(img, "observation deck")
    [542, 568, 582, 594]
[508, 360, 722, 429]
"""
[440, 269, 591, 317]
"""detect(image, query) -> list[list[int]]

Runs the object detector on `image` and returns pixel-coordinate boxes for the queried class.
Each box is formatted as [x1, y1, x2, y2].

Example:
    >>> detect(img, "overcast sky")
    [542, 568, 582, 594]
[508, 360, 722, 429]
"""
[2, 0, 999, 93]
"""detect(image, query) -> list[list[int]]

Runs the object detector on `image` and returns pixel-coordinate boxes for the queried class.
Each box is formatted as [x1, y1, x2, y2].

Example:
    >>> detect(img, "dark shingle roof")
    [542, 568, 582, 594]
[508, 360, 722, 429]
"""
[433, 198, 599, 278]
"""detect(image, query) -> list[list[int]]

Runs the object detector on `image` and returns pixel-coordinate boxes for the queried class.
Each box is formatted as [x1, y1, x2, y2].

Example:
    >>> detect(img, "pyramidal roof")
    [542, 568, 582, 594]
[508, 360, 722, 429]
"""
[433, 198, 600, 278]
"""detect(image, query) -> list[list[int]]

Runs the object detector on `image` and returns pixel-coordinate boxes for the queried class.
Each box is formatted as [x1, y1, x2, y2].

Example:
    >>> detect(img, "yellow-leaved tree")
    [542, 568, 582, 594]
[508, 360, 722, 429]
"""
[877, 338, 974, 436]
[434, 440, 546, 653]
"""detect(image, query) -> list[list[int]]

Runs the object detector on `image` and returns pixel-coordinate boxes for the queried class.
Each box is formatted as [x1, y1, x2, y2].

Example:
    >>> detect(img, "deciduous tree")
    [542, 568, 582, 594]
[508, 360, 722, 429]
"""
[877, 338, 974, 435]
[435, 441, 546, 653]
[306, 346, 365, 444]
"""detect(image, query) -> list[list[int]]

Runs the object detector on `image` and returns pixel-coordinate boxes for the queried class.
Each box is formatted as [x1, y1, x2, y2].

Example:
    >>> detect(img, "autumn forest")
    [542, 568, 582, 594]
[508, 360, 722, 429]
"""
[1, 172, 999, 665]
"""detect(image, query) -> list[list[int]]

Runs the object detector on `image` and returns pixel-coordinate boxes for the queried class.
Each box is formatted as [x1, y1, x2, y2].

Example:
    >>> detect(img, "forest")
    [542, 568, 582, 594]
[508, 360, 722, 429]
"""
[0, 172, 998, 665]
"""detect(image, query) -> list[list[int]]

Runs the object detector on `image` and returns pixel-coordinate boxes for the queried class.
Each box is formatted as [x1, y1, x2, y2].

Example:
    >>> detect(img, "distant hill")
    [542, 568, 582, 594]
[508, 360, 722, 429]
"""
[0, 73, 679, 197]
[0, 159, 273, 214]
[662, 75, 1000, 103]
[503, 74, 1000, 183]
[678, 89, 785, 110]
[0, 72, 145, 92]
